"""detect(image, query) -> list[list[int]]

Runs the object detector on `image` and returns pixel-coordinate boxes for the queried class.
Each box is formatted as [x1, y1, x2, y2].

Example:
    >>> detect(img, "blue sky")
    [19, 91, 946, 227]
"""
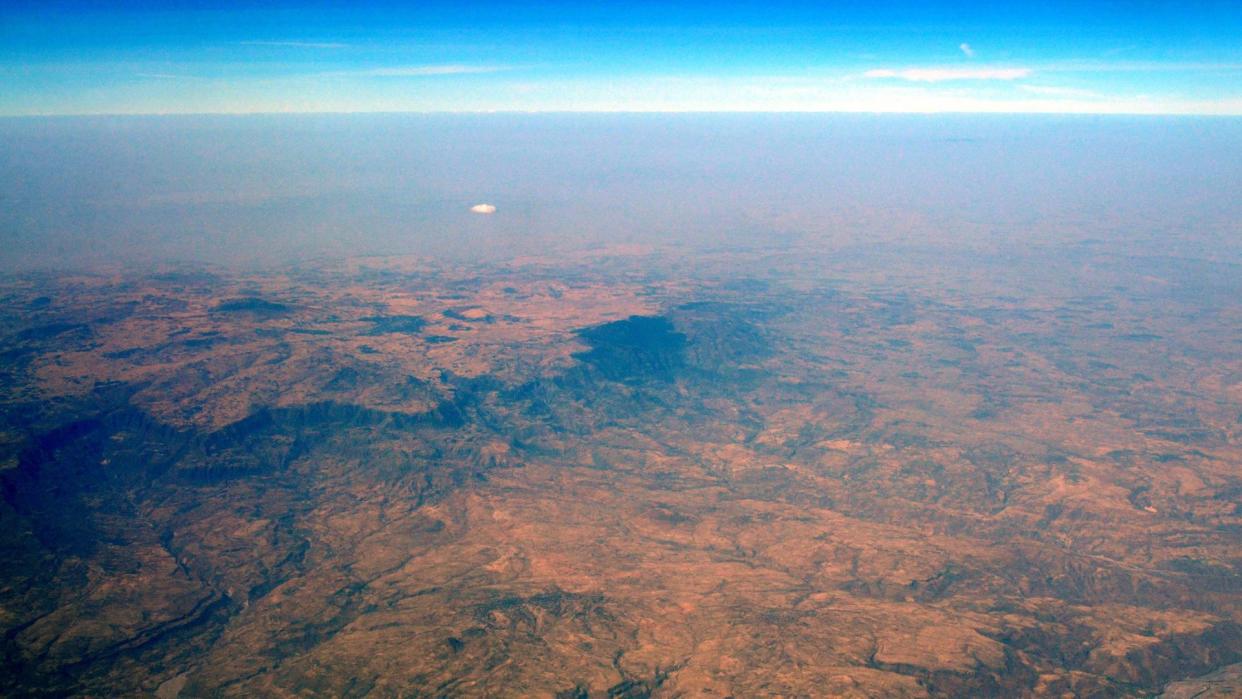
[2, 1, 1240, 114]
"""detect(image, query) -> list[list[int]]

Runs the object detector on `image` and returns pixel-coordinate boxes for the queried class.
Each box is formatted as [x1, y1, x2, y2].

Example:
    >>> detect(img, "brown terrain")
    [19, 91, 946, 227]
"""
[0, 240, 1240, 697]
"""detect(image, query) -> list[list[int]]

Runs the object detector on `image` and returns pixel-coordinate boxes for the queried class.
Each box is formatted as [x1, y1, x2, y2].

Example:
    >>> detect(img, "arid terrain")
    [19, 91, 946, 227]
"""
[1, 238, 1240, 697]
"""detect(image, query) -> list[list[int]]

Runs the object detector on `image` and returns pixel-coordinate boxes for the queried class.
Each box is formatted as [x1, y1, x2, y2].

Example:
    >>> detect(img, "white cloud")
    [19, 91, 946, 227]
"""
[959, 43, 975, 58]
[239, 41, 349, 49]
[359, 65, 509, 77]
[1019, 84, 1100, 98]
[470, 204, 497, 214]
[1039, 60, 1242, 73]
[864, 67, 1031, 82]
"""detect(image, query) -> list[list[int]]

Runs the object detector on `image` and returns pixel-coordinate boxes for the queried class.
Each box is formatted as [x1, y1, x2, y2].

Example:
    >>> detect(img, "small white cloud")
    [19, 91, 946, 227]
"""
[959, 43, 976, 58]
[865, 67, 1031, 82]
[470, 204, 497, 214]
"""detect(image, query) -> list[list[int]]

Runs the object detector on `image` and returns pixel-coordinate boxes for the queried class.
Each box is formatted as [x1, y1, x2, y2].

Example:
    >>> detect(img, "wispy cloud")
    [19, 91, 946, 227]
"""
[239, 40, 349, 49]
[959, 43, 975, 58]
[1040, 60, 1242, 73]
[481, 75, 1242, 115]
[865, 67, 1031, 82]
[1019, 84, 1100, 98]
[355, 65, 510, 77]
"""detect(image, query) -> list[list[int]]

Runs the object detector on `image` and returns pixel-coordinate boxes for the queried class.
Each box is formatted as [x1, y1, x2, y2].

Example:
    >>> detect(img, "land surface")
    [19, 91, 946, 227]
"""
[1, 239, 1240, 697]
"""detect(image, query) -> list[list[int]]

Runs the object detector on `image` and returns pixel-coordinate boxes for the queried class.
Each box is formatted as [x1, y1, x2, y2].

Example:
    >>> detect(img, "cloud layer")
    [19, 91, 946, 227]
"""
[865, 67, 1031, 82]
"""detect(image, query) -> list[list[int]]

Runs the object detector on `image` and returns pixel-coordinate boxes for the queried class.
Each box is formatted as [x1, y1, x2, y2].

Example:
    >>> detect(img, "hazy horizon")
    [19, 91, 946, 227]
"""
[3, 112, 1239, 273]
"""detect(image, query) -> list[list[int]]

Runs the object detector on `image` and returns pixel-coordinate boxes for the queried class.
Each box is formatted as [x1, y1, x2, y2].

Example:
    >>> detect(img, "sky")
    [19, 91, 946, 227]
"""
[2, 1, 1241, 115]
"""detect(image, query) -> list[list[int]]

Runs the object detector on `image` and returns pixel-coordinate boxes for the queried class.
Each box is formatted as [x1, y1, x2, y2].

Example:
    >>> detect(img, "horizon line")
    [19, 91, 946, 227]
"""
[3, 108, 1241, 118]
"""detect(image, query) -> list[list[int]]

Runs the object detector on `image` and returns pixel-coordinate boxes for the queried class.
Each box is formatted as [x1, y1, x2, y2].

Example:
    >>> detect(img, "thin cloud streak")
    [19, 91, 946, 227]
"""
[239, 41, 350, 49]
[1019, 84, 1101, 98]
[1038, 60, 1242, 73]
[354, 65, 511, 77]
[865, 67, 1031, 82]
[959, 43, 975, 58]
